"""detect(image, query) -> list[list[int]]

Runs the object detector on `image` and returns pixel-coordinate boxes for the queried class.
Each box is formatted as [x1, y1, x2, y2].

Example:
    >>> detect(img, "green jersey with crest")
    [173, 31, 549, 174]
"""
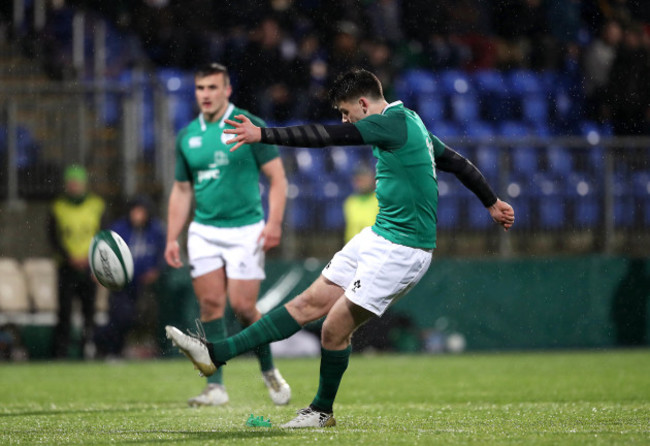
[353, 101, 445, 249]
[175, 104, 279, 227]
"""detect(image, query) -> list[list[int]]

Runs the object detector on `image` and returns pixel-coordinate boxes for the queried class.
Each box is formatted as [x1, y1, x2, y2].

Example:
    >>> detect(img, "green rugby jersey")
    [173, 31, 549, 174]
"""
[354, 101, 445, 249]
[175, 104, 279, 227]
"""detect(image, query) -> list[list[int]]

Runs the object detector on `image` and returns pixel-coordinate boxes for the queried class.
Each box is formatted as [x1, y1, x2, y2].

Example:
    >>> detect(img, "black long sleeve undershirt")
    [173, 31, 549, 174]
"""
[436, 146, 497, 207]
[260, 123, 497, 207]
[261, 123, 364, 147]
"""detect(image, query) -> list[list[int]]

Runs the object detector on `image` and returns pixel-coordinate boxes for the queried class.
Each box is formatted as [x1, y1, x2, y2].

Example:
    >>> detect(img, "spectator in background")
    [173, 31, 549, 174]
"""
[237, 16, 297, 123]
[95, 195, 165, 359]
[48, 165, 105, 359]
[343, 165, 378, 244]
[605, 22, 650, 136]
[583, 20, 623, 121]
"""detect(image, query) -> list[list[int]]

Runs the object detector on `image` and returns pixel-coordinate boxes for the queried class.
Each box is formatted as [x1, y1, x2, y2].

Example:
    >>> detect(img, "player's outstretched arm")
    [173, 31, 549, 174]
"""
[225, 115, 364, 150]
[436, 146, 514, 231]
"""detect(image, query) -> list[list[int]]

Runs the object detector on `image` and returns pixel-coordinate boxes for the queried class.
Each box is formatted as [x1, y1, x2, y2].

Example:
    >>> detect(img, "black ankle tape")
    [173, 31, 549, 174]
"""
[206, 342, 226, 368]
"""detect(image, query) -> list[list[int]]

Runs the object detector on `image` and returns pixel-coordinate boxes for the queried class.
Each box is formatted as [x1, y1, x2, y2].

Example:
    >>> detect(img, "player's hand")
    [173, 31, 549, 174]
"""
[259, 220, 282, 252]
[224, 115, 262, 152]
[488, 199, 515, 231]
[165, 240, 183, 268]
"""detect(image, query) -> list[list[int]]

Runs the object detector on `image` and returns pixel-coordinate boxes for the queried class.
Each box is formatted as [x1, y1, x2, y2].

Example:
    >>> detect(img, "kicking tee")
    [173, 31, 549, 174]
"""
[354, 101, 445, 249]
[175, 104, 279, 227]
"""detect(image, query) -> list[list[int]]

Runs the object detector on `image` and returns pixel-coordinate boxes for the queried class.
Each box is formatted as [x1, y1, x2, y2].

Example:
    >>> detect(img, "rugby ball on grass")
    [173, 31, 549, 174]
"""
[88, 230, 134, 291]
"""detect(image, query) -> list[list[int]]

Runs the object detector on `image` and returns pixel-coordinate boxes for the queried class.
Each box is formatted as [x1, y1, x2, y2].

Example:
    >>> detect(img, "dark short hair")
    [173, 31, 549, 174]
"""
[195, 63, 230, 85]
[328, 69, 384, 106]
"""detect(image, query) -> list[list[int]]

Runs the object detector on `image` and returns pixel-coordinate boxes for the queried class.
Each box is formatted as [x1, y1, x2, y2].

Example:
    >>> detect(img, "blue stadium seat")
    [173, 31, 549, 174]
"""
[313, 173, 352, 230]
[632, 172, 650, 226]
[613, 174, 635, 227]
[295, 148, 327, 175]
[462, 120, 495, 139]
[531, 173, 565, 229]
[436, 178, 460, 229]
[395, 69, 437, 108]
[566, 173, 600, 227]
[417, 95, 446, 124]
[506, 69, 543, 96]
[450, 93, 480, 123]
[474, 145, 500, 182]
[522, 94, 549, 124]
[439, 70, 473, 95]
[286, 175, 314, 230]
[430, 120, 460, 141]
[546, 145, 573, 176]
[330, 146, 373, 175]
[472, 70, 510, 120]
[157, 68, 194, 93]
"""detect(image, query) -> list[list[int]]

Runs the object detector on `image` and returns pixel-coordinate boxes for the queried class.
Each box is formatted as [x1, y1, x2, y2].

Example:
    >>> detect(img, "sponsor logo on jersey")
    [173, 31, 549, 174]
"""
[197, 168, 220, 183]
[189, 136, 202, 148]
[352, 279, 361, 293]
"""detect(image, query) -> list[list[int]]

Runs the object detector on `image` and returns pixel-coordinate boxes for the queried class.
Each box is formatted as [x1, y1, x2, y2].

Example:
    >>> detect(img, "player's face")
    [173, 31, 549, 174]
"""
[195, 73, 232, 121]
[337, 99, 367, 124]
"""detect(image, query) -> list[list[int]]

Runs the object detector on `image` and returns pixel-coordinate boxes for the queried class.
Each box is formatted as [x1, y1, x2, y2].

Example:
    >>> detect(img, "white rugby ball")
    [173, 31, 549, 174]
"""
[88, 230, 134, 291]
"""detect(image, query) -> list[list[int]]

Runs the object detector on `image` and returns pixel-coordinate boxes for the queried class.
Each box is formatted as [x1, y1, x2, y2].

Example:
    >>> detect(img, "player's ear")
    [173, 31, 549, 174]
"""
[359, 97, 369, 114]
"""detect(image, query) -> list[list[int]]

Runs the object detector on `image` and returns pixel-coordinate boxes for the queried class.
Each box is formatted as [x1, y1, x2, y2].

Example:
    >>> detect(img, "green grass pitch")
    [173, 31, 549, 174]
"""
[1, 350, 648, 445]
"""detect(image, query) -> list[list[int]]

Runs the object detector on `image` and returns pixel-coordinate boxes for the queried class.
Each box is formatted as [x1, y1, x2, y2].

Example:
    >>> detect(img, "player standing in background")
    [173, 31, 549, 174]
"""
[166, 69, 514, 426]
[49, 165, 106, 359]
[164, 63, 290, 407]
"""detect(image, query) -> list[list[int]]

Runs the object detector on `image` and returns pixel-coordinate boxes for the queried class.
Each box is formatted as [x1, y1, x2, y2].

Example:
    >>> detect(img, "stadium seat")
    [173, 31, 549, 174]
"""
[546, 145, 573, 176]
[472, 69, 510, 120]
[450, 93, 480, 123]
[474, 145, 500, 182]
[417, 95, 446, 123]
[430, 120, 460, 141]
[313, 173, 352, 231]
[436, 178, 460, 229]
[22, 258, 58, 313]
[613, 174, 635, 228]
[0, 258, 30, 314]
[506, 69, 543, 96]
[395, 69, 437, 108]
[531, 173, 566, 229]
[522, 94, 549, 124]
[295, 148, 327, 175]
[566, 173, 600, 228]
[439, 70, 473, 95]
[286, 176, 314, 230]
[632, 172, 650, 226]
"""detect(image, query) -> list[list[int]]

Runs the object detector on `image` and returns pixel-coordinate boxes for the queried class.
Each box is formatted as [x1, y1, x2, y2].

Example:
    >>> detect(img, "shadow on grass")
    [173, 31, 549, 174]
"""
[0, 406, 175, 418]
[111, 430, 288, 443]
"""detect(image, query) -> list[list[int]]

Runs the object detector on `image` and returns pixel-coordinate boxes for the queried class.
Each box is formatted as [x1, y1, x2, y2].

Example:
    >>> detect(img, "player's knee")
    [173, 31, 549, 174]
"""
[229, 300, 259, 324]
[199, 296, 226, 319]
[287, 291, 328, 323]
[320, 321, 352, 350]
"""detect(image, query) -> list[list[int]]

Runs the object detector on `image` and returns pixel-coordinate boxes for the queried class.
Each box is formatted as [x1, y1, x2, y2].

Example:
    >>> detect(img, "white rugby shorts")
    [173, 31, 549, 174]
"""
[187, 220, 266, 280]
[322, 226, 433, 316]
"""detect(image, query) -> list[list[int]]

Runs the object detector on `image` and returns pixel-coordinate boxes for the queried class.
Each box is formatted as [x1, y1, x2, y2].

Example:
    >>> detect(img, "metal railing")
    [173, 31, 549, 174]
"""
[1, 81, 649, 257]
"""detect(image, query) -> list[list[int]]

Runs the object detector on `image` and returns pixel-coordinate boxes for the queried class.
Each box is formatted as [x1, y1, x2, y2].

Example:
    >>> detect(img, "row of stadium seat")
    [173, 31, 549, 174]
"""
[257, 169, 650, 232]
[0, 258, 58, 325]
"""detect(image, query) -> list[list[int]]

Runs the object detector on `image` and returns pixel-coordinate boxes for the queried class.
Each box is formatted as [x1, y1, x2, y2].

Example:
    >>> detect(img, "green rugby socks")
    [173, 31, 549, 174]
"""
[311, 345, 352, 413]
[210, 306, 301, 362]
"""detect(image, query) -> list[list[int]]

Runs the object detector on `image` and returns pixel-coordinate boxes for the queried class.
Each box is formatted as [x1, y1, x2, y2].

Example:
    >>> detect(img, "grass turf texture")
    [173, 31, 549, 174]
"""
[1, 350, 648, 445]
